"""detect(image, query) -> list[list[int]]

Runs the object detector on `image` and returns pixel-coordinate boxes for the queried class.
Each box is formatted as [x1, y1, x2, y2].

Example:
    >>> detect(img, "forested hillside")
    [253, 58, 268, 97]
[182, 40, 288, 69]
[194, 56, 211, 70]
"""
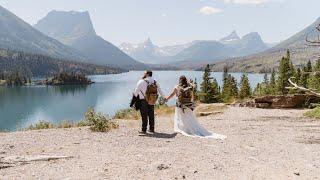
[34, 10, 145, 69]
[0, 49, 121, 77]
[0, 5, 85, 61]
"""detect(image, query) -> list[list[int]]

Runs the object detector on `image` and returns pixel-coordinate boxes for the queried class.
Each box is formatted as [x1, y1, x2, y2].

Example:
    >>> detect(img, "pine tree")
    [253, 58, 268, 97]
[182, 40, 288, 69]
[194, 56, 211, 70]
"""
[254, 83, 262, 96]
[222, 77, 230, 102]
[222, 74, 238, 102]
[269, 69, 277, 95]
[286, 49, 290, 60]
[209, 78, 221, 102]
[192, 78, 198, 101]
[263, 73, 269, 85]
[295, 68, 301, 84]
[306, 60, 313, 72]
[289, 61, 296, 79]
[200, 65, 220, 103]
[286, 50, 296, 78]
[239, 74, 251, 99]
[315, 57, 320, 71]
[277, 51, 292, 95]
[201, 65, 211, 91]
[308, 74, 320, 91]
[230, 76, 238, 97]
[223, 65, 228, 82]
[299, 68, 308, 88]
[308, 60, 320, 91]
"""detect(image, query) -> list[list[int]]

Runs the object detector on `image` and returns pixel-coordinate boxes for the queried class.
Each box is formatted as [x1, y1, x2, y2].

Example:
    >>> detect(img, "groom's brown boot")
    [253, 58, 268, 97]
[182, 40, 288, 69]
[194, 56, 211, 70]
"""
[149, 128, 155, 133]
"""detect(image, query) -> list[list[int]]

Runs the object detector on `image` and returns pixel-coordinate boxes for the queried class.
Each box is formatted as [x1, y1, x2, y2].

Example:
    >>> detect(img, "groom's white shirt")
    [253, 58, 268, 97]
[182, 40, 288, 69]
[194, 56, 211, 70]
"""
[134, 77, 164, 100]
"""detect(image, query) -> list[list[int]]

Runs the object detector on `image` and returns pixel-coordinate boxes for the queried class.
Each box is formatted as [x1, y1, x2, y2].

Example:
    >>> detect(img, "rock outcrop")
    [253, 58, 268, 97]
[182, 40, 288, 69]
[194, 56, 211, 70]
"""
[239, 94, 320, 109]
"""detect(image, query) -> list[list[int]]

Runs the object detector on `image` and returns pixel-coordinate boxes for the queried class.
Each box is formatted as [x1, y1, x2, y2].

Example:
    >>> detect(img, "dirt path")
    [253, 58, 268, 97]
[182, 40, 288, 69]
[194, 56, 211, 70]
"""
[1, 107, 320, 179]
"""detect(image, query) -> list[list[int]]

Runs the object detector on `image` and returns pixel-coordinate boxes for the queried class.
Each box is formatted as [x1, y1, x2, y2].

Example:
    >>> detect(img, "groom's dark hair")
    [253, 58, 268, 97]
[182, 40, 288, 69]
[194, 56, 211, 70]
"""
[146, 70, 153, 77]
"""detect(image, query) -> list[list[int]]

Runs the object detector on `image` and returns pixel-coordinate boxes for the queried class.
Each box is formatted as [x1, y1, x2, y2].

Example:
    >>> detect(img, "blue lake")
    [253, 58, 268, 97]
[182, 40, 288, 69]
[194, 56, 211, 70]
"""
[0, 71, 265, 131]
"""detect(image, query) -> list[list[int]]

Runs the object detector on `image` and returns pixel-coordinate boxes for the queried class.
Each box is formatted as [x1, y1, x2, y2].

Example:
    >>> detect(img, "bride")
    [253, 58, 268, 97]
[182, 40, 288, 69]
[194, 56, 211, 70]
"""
[165, 76, 226, 139]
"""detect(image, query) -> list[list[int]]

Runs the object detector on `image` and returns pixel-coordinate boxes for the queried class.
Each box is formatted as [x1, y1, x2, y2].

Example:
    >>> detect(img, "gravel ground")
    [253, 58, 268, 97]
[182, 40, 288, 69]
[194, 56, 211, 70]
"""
[0, 106, 320, 179]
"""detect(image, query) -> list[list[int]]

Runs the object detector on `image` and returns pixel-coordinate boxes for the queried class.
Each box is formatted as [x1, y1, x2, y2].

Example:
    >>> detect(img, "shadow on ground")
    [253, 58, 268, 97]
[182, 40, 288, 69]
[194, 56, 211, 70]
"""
[139, 132, 177, 139]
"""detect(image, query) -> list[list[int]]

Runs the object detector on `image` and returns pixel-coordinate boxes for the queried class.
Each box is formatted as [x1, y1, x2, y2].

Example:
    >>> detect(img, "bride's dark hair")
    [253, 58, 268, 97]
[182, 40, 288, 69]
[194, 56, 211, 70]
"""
[179, 75, 188, 87]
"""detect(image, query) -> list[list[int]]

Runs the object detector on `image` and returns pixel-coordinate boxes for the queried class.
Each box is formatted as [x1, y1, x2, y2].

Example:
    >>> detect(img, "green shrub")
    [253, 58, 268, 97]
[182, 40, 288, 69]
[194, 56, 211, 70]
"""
[56, 121, 75, 129]
[24, 108, 118, 132]
[84, 107, 119, 132]
[26, 121, 54, 130]
[114, 108, 140, 120]
[304, 107, 320, 119]
[77, 119, 91, 127]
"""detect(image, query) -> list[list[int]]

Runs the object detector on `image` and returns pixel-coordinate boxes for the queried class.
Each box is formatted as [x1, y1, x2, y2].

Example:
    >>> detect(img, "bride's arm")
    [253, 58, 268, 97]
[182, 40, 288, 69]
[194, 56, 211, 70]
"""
[165, 88, 177, 101]
[191, 91, 195, 102]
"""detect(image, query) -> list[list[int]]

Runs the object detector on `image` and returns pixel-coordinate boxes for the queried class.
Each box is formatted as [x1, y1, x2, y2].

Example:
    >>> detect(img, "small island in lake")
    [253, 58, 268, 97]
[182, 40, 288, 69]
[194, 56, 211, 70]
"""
[44, 72, 93, 86]
[0, 72, 31, 86]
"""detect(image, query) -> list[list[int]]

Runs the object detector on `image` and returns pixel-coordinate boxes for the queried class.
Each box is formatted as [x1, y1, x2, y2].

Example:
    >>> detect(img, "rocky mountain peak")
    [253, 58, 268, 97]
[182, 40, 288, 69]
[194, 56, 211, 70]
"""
[35, 10, 96, 43]
[220, 30, 240, 42]
[242, 32, 262, 40]
[142, 38, 155, 47]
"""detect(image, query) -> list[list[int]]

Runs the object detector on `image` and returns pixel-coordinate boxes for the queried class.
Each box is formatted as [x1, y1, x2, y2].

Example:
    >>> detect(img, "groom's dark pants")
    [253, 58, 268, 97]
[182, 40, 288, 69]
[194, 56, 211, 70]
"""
[140, 99, 155, 132]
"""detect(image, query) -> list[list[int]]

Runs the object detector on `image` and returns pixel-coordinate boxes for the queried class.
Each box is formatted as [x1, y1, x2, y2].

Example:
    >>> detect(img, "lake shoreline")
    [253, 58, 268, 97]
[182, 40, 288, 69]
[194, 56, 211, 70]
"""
[0, 71, 266, 131]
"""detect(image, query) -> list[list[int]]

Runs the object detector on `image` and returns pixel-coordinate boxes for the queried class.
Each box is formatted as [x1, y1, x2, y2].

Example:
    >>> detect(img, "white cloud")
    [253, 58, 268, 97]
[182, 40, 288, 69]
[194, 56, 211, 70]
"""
[199, 6, 223, 15]
[223, 0, 283, 5]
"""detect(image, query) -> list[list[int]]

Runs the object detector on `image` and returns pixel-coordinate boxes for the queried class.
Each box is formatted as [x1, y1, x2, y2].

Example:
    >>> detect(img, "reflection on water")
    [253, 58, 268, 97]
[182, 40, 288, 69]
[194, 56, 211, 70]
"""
[0, 71, 265, 131]
[52, 85, 89, 95]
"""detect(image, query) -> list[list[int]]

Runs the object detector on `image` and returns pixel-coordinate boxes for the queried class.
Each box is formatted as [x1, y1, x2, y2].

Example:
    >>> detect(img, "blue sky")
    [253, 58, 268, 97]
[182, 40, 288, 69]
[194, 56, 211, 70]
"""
[0, 0, 319, 46]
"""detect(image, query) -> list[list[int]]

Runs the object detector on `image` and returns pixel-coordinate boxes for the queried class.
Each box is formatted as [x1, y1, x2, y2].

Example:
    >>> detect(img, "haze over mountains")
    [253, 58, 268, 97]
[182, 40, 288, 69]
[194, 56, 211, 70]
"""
[119, 39, 194, 64]
[209, 17, 320, 73]
[274, 17, 320, 49]
[0, 5, 84, 61]
[35, 10, 145, 69]
[1, 3, 319, 74]
[119, 31, 269, 64]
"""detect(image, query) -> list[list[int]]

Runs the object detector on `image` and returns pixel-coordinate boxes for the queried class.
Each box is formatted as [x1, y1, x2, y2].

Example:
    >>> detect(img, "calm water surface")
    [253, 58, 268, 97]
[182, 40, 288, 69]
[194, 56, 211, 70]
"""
[0, 71, 265, 131]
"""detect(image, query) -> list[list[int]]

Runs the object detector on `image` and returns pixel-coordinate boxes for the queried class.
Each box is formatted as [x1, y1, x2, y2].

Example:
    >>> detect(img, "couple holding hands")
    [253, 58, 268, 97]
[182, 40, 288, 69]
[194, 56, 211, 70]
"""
[131, 70, 226, 139]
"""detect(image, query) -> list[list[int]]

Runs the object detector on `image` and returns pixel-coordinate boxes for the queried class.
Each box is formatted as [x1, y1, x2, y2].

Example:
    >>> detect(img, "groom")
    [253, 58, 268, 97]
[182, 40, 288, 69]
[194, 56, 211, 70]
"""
[134, 71, 164, 134]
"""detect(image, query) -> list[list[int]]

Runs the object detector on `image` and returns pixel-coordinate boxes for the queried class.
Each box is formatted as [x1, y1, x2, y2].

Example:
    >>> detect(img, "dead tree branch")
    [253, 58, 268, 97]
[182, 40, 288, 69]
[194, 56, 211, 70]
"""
[301, 71, 320, 76]
[286, 77, 320, 97]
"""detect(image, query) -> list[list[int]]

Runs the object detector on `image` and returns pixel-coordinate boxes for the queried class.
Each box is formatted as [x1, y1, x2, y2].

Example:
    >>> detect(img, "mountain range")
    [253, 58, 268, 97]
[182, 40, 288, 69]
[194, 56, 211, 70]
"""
[119, 38, 193, 64]
[0, 5, 84, 61]
[1, 3, 318, 74]
[34, 10, 145, 69]
[0, 5, 144, 70]
[274, 17, 320, 49]
[208, 17, 320, 73]
[119, 31, 269, 64]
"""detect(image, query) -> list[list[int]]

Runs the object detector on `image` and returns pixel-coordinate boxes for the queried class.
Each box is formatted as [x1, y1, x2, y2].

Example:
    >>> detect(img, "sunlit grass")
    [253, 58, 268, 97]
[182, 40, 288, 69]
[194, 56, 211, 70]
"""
[114, 105, 175, 120]
[304, 107, 320, 119]
[0, 80, 6, 86]
[114, 103, 227, 120]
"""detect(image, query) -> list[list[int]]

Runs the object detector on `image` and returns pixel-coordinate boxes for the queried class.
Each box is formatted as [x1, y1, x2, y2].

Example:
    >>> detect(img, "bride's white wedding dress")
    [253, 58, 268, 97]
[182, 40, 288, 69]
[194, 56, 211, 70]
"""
[174, 107, 226, 139]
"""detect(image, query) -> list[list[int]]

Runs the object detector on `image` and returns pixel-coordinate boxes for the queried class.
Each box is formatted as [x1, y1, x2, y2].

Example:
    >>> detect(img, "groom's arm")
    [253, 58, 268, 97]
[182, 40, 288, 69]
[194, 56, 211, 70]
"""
[157, 82, 165, 98]
[134, 80, 143, 97]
